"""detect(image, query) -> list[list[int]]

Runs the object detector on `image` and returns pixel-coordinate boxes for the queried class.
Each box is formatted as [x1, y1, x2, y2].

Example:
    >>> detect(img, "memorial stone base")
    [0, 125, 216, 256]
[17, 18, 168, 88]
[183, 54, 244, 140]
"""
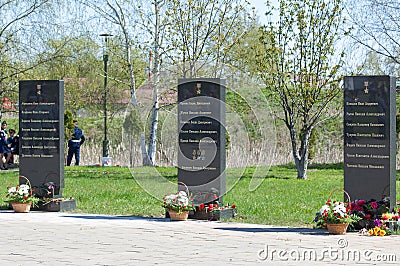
[35, 199, 76, 212]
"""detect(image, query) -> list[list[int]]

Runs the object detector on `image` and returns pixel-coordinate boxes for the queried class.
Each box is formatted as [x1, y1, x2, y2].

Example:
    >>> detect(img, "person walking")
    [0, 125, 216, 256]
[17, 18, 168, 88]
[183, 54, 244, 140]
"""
[66, 120, 85, 166]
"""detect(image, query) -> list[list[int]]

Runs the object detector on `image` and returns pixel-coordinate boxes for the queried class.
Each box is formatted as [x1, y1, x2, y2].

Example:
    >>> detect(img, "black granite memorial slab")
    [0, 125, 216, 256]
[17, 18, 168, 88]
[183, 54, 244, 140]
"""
[19, 80, 64, 198]
[344, 76, 396, 210]
[178, 78, 226, 206]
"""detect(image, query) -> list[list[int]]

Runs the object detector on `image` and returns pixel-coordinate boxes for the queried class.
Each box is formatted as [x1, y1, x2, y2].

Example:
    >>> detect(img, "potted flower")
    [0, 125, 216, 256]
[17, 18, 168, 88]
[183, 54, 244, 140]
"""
[316, 200, 361, 234]
[359, 219, 392, 236]
[349, 199, 390, 230]
[163, 189, 194, 221]
[5, 176, 39, 213]
[193, 202, 237, 221]
[381, 211, 400, 233]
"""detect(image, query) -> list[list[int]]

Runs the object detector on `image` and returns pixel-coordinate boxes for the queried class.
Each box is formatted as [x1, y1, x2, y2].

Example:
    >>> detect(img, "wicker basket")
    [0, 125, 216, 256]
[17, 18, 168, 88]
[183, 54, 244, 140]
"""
[9, 176, 34, 213]
[168, 209, 189, 221]
[11, 202, 32, 213]
[324, 188, 352, 234]
[328, 188, 351, 205]
[327, 223, 349, 235]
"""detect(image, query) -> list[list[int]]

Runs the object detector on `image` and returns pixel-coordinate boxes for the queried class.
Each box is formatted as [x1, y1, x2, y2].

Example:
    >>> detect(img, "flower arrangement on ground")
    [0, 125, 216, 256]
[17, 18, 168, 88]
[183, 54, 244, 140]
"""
[5, 176, 40, 210]
[349, 199, 389, 221]
[163, 190, 195, 214]
[358, 209, 400, 236]
[347, 199, 392, 231]
[194, 201, 237, 221]
[197, 202, 237, 213]
[359, 219, 391, 236]
[315, 200, 360, 227]
[37, 182, 59, 205]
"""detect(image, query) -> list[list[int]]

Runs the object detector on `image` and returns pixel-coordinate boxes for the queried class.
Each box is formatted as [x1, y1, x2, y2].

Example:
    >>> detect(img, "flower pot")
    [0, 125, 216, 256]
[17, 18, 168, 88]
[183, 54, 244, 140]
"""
[192, 209, 213, 220]
[168, 209, 189, 221]
[327, 223, 349, 235]
[11, 202, 32, 213]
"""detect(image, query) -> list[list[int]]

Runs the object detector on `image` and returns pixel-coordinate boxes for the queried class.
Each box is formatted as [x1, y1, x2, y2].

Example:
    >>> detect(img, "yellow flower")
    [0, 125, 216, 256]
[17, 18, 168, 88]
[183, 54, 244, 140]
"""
[379, 230, 386, 236]
[368, 229, 374, 236]
[373, 227, 380, 236]
[382, 213, 393, 220]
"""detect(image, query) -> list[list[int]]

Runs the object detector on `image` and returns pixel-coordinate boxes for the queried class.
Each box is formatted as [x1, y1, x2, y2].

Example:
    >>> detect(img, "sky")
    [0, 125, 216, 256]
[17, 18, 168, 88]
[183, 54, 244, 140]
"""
[248, 0, 268, 17]
[248, 0, 278, 25]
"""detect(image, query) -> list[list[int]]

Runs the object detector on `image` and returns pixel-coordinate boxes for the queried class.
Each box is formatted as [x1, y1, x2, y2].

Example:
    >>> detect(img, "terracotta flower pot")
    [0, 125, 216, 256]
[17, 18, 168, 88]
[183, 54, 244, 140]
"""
[327, 223, 349, 235]
[11, 202, 32, 213]
[168, 209, 189, 221]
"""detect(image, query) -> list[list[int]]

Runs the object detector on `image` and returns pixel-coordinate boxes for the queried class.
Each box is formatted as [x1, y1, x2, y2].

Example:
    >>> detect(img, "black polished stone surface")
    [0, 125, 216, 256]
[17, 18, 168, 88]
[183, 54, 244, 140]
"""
[19, 80, 64, 197]
[177, 78, 226, 204]
[343, 76, 396, 209]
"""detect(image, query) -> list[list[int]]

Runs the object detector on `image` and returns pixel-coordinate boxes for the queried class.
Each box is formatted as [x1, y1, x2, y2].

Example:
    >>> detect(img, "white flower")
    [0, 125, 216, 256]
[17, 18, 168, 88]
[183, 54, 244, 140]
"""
[165, 194, 177, 205]
[8, 187, 16, 194]
[164, 191, 191, 208]
[179, 198, 189, 206]
[20, 184, 30, 191]
[320, 205, 330, 213]
[332, 202, 347, 218]
[178, 191, 187, 197]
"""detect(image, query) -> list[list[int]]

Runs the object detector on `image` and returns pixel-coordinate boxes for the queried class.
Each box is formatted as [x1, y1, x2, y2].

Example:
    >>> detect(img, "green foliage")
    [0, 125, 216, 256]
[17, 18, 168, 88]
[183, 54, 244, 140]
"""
[258, 0, 345, 179]
[226, 90, 259, 139]
[164, 0, 256, 77]
[122, 107, 142, 136]
[307, 127, 318, 160]
[64, 110, 74, 139]
[397, 113, 400, 135]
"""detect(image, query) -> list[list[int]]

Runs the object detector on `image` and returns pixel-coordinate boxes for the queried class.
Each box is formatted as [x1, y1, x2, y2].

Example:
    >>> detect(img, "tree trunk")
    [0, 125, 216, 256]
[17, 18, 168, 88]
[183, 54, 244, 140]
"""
[147, 83, 158, 166]
[296, 128, 311, 180]
[146, 0, 162, 166]
[289, 125, 311, 180]
[295, 157, 308, 180]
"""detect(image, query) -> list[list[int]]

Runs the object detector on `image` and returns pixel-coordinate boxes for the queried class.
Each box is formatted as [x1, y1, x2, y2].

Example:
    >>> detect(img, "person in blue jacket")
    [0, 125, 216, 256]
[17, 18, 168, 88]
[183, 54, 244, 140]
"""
[67, 120, 85, 166]
[6, 128, 18, 165]
[0, 121, 8, 170]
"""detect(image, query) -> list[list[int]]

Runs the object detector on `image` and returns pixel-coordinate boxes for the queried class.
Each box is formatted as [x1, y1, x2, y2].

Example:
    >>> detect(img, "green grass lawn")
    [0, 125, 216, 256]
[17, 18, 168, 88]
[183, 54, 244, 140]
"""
[1, 163, 399, 228]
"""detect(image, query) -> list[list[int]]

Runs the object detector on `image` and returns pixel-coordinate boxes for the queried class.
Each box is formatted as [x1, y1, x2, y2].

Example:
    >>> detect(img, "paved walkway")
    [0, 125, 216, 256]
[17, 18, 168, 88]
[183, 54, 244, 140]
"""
[0, 211, 399, 265]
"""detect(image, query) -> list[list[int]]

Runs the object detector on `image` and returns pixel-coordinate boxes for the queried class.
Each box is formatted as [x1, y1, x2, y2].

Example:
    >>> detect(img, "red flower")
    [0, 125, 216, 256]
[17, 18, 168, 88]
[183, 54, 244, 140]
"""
[208, 204, 214, 211]
[365, 213, 372, 220]
[213, 203, 218, 208]
[199, 203, 205, 211]
[370, 202, 378, 209]
[213, 195, 218, 200]
[231, 204, 236, 209]
[23, 195, 28, 200]
[357, 200, 367, 206]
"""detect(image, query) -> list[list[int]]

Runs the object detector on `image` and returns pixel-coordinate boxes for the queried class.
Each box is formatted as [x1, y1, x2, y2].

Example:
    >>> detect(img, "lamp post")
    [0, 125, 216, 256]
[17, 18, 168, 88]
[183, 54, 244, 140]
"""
[100, 33, 113, 158]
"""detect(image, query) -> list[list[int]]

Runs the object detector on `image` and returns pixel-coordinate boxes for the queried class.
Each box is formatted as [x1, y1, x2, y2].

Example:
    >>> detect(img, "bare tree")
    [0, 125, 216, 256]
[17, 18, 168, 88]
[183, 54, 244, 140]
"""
[260, 0, 345, 179]
[346, 0, 400, 67]
[0, 0, 51, 115]
[164, 0, 254, 78]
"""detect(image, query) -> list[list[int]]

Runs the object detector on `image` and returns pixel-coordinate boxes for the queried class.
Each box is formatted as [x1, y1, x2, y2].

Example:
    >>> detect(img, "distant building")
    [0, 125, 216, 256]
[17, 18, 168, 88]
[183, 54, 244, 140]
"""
[2, 97, 16, 111]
